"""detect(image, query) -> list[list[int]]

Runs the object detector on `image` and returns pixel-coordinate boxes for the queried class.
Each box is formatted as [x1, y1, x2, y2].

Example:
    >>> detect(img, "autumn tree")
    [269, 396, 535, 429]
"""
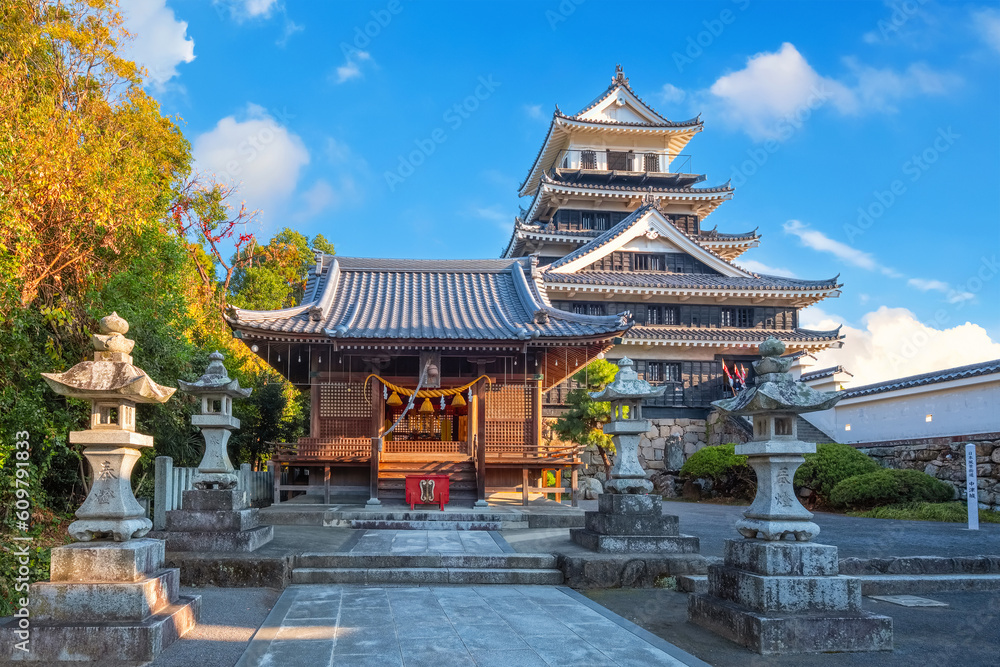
[229, 229, 336, 311]
[551, 359, 620, 474]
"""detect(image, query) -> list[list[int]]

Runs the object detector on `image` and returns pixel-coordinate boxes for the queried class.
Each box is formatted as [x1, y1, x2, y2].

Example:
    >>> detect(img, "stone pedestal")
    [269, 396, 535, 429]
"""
[149, 488, 272, 552]
[689, 540, 893, 654]
[0, 539, 200, 663]
[570, 493, 699, 553]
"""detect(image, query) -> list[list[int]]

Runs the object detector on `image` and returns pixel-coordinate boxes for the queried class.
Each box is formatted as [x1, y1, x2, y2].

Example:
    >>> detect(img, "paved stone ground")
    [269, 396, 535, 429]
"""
[350, 530, 505, 555]
[587, 587, 1000, 667]
[234, 584, 708, 667]
[505, 499, 1000, 559]
[149, 587, 281, 667]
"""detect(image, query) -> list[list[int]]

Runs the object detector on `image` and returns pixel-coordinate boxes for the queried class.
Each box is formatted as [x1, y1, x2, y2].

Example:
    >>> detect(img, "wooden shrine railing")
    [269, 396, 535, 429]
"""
[383, 440, 466, 455]
[273, 437, 371, 461]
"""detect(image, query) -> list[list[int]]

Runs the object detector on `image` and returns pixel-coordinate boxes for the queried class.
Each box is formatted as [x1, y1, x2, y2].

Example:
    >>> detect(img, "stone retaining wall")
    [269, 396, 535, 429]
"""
[855, 432, 1000, 511]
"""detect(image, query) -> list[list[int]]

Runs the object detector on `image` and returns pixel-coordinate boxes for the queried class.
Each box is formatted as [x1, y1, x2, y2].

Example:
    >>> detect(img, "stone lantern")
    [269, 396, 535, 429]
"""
[40, 312, 175, 542]
[570, 357, 699, 555]
[178, 351, 251, 489]
[589, 357, 665, 494]
[689, 337, 892, 654]
[3, 313, 200, 663]
[149, 351, 272, 552]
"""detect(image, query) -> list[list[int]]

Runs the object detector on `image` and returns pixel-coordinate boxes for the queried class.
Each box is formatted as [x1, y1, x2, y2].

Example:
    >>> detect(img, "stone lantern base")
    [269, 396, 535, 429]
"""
[688, 539, 893, 654]
[570, 493, 700, 553]
[149, 488, 272, 552]
[0, 539, 199, 663]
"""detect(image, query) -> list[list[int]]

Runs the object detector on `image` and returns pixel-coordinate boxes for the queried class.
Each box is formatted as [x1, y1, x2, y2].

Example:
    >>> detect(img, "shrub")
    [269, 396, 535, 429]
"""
[849, 502, 1000, 524]
[680, 444, 754, 499]
[829, 469, 955, 509]
[794, 443, 880, 500]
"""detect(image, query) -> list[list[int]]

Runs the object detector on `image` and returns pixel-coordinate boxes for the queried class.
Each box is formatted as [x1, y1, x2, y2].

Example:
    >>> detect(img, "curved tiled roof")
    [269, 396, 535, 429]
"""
[227, 256, 630, 342]
[544, 205, 654, 271]
[842, 359, 1000, 399]
[555, 111, 702, 130]
[801, 365, 852, 382]
[546, 271, 842, 292]
[540, 170, 732, 195]
[700, 227, 760, 242]
[623, 326, 844, 344]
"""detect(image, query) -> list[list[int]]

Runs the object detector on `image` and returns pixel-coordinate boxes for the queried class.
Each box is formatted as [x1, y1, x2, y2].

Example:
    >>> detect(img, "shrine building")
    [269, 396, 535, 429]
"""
[225, 66, 846, 503]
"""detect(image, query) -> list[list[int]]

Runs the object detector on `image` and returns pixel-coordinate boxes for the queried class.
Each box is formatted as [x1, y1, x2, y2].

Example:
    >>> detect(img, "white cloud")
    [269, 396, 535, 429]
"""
[738, 259, 797, 278]
[783, 220, 890, 273]
[193, 103, 310, 214]
[118, 0, 195, 89]
[973, 7, 1000, 53]
[707, 43, 853, 139]
[276, 19, 304, 47]
[907, 278, 949, 292]
[524, 104, 543, 119]
[658, 83, 686, 105]
[216, 0, 279, 20]
[947, 291, 975, 304]
[704, 42, 956, 140]
[333, 51, 372, 84]
[470, 205, 510, 231]
[801, 306, 1000, 386]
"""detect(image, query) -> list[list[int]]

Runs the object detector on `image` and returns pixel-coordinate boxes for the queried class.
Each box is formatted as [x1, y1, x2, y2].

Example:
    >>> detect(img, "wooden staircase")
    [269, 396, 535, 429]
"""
[377, 454, 479, 504]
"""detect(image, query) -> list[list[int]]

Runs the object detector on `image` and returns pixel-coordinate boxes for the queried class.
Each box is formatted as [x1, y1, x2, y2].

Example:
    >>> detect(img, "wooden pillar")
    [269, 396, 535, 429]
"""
[522, 467, 529, 506]
[369, 378, 383, 504]
[571, 462, 579, 507]
[476, 379, 487, 504]
[555, 469, 562, 503]
[532, 375, 543, 455]
[310, 367, 321, 439]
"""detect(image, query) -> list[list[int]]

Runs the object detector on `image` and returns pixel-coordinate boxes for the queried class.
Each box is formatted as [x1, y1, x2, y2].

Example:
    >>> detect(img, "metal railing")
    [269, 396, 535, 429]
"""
[555, 149, 692, 174]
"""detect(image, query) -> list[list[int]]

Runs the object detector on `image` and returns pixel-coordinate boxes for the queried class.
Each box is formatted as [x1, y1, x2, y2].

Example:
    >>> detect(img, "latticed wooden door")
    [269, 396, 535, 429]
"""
[484, 384, 532, 453]
[317, 382, 371, 437]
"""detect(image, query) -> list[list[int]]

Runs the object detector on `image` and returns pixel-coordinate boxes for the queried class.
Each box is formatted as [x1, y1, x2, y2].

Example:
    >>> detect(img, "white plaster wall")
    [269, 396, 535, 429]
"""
[802, 376, 1000, 444]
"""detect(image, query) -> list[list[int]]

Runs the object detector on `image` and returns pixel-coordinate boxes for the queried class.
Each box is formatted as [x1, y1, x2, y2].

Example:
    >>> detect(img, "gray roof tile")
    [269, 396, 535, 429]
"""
[842, 359, 1000, 398]
[227, 256, 630, 342]
[624, 326, 844, 343]
[545, 271, 842, 291]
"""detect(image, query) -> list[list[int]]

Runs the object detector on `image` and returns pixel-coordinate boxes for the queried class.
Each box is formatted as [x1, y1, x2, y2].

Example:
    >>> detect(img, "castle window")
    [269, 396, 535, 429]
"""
[632, 253, 664, 271]
[595, 212, 610, 231]
[580, 150, 597, 169]
[723, 307, 754, 328]
[646, 362, 680, 384]
[607, 150, 633, 170]
[647, 305, 679, 325]
[644, 153, 660, 172]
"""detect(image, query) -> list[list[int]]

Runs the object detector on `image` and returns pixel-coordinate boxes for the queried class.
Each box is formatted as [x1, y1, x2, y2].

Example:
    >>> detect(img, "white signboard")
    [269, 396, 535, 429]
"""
[965, 443, 979, 531]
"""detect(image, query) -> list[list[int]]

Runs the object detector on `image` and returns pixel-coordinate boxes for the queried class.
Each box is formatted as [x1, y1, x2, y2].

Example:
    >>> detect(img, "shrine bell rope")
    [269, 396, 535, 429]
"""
[363, 374, 493, 399]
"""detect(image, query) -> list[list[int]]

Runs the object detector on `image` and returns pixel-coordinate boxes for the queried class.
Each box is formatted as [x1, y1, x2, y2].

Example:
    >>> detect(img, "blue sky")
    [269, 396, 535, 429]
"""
[124, 0, 1000, 383]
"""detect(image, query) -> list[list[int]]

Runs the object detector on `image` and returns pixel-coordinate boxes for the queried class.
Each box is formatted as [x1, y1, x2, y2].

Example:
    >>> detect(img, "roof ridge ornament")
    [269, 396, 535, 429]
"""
[613, 64, 629, 87]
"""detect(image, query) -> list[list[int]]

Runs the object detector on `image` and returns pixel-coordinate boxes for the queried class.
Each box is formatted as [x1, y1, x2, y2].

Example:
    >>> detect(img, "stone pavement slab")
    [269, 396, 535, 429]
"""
[350, 529, 505, 555]
[235, 584, 709, 666]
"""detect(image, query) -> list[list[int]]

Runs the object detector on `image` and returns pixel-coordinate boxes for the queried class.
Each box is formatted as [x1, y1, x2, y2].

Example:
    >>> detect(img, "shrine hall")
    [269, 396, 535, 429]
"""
[225, 255, 630, 506]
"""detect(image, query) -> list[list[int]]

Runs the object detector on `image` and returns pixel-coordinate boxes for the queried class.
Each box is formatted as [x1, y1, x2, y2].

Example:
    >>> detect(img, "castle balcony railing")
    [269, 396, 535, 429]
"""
[555, 149, 692, 174]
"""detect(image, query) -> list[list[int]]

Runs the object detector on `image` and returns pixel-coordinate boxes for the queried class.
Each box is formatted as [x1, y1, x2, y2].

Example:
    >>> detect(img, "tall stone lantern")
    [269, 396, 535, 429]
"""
[178, 351, 251, 489]
[4, 313, 201, 664]
[689, 337, 892, 654]
[40, 312, 175, 541]
[570, 358, 699, 556]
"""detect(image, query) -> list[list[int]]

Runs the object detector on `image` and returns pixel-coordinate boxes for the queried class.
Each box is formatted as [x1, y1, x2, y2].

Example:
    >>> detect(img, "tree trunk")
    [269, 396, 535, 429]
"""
[596, 445, 613, 479]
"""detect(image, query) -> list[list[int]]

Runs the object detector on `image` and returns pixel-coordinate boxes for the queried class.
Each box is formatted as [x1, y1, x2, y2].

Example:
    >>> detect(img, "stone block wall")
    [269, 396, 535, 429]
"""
[856, 432, 1000, 511]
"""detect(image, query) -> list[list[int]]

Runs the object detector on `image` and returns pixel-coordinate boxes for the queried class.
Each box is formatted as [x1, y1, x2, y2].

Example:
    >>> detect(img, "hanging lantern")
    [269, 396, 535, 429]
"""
[451, 392, 466, 407]
[419, 397, 434, 413]
[387, 391, 402, 407]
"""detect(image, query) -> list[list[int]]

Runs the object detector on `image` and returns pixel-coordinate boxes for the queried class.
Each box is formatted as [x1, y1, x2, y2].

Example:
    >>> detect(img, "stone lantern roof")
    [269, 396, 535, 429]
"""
[40, 312, 175, 404]
[177, 351, 251, 398]
[712, 337, 840, 416]
[588, 357, 667, 401]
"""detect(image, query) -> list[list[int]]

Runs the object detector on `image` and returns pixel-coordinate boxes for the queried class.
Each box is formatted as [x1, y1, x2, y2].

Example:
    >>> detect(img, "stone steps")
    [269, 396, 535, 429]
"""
[290, 552, 563, 585]
[291, 567, 564, 585]
[855, 573, 1000, 595]
[350, 519, 503, 530]
[295, 553, 557, 568]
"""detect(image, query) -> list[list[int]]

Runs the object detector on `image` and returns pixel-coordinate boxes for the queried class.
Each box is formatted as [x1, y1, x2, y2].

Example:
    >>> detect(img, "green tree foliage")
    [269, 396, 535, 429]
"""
[229, 228, 336, 310]
[679, 443, 755, 499]
[794, 443, 881, 501]
[0, 1, 317, 614]
[551, 359, 619, 472]
[829, 469, 955, 509]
